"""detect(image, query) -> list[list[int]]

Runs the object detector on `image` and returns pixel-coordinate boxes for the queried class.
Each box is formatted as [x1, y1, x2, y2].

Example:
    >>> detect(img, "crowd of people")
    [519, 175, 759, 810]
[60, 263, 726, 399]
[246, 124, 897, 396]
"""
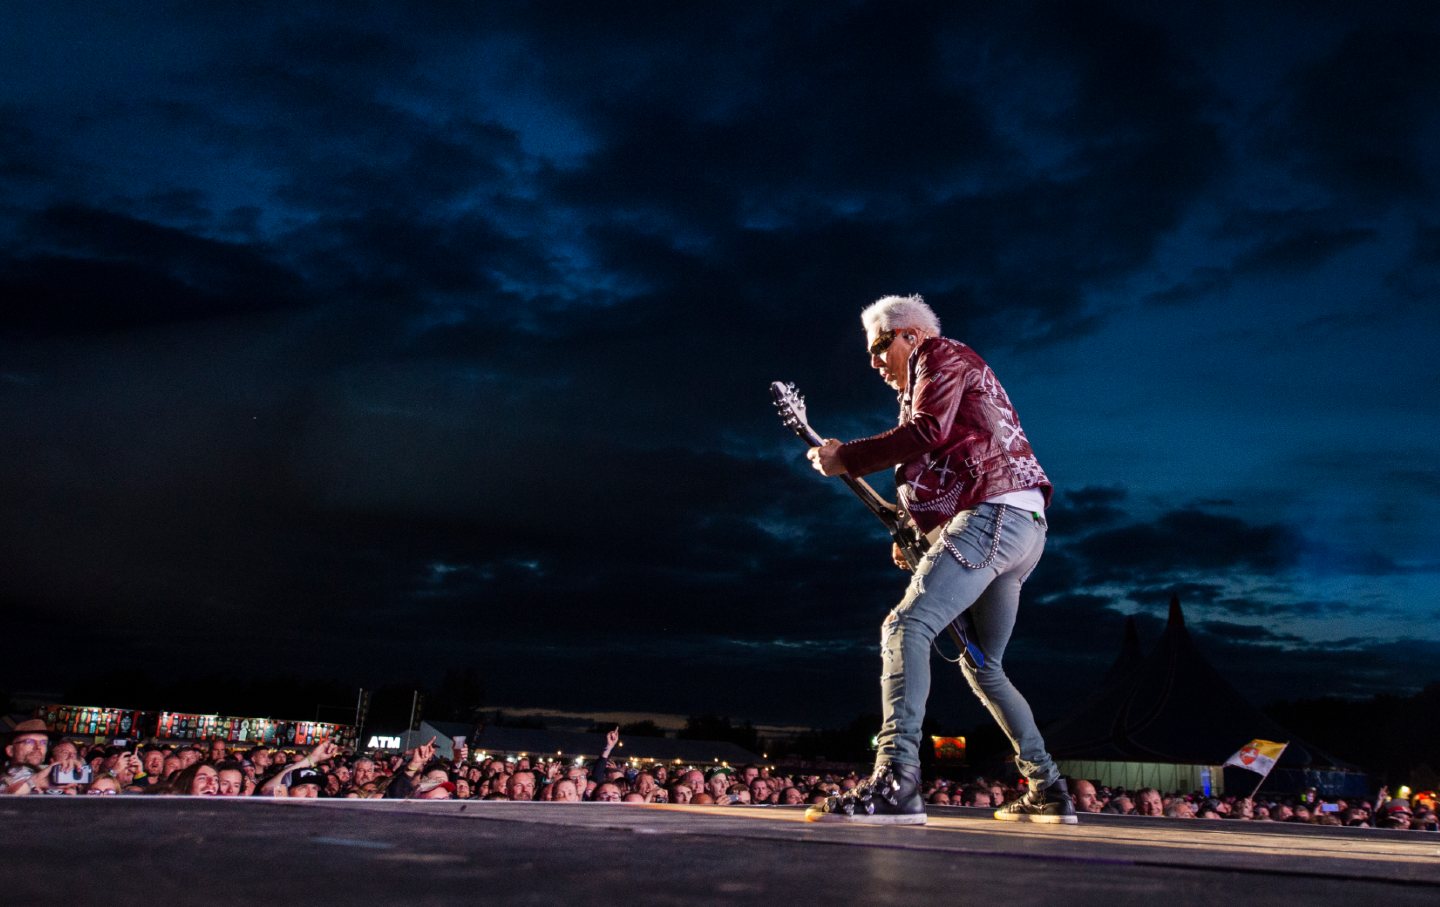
[920, 775, 1435, 830]
[3, 718, 1434, 831]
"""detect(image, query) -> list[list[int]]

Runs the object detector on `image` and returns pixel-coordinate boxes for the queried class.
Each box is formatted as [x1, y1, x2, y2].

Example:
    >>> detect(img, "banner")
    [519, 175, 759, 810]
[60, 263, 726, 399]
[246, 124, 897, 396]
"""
[1224, 739, 1287, 775]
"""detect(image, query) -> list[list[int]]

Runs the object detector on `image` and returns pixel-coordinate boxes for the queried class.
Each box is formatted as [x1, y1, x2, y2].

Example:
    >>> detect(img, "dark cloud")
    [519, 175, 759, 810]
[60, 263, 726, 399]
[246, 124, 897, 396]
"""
[1232, 225, 1376, 275]
[521, 2, 1004, 188]
[500, 1, 1229, 351]
[1050, 484, 1129, 528]
[1266, 19, 1440, 206]
[0, 206, 306, 336]
[0, 105, 52, 182]
[1184, 629, 1440, 701]
[1145, 266, 1232, 307]
[1070, 508, 1300, 584]
[1385, 222, 1440, 305]
[1047, 501, 1413, 625]
[273, 119, 522, 213]
[1145, 207, 1379, 306]
[1196, 619, 1306, 645]
[1414, 224, 1440, 264]
[1218, 206, 1378, 270]
[1127, 582, 1227, 607]
[1189, 595, 1369, 619]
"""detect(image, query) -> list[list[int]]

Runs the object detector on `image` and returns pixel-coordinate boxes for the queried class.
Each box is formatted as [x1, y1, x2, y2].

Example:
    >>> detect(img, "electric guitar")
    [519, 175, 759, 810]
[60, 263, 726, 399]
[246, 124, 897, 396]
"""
[769, 381, 986, 668]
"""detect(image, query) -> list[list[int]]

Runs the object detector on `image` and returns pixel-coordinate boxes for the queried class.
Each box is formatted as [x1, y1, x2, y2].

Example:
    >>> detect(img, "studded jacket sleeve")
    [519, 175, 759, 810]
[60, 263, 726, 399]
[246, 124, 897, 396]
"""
[835, 339, 968, 478]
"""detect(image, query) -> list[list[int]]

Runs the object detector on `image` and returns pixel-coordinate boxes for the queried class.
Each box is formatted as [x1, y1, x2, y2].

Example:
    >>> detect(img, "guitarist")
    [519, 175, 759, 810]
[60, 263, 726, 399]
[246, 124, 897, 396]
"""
[803, 294, 1074, 826]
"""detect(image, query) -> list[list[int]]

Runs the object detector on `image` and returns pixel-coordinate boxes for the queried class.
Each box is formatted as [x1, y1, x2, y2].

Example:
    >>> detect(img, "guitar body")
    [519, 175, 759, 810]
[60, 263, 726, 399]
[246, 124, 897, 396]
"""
[770, 381, 986, 668]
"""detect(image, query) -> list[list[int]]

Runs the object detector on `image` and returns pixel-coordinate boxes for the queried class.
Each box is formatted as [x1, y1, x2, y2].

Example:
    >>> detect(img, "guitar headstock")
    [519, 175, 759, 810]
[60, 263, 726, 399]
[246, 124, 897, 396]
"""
[770, 381, 812, 438]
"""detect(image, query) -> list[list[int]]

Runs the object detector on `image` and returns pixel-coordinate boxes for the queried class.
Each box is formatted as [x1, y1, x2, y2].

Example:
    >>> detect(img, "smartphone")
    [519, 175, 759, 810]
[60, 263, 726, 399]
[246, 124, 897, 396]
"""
[51, 765, 93, 786]
[1320, 803, 1340, 813]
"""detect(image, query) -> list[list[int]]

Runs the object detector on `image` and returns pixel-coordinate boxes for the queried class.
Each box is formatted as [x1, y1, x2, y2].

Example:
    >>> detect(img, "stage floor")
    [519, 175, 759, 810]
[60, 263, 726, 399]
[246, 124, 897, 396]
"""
[3, 798, 1437, 905]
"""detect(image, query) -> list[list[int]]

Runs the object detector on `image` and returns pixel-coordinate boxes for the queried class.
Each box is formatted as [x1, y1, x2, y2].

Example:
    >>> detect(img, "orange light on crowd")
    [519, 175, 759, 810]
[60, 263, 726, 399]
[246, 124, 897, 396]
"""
[930, 736, 967, 761]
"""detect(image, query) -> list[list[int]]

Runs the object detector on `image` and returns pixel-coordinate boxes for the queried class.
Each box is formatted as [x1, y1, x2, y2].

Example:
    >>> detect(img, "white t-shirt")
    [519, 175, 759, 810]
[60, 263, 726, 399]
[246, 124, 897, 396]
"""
[986, 488, 1046, 513]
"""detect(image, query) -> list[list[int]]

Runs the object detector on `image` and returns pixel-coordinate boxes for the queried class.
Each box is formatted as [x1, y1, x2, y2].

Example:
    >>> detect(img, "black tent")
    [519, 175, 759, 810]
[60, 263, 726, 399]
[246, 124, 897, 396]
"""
[1044, 596, 1369, 796]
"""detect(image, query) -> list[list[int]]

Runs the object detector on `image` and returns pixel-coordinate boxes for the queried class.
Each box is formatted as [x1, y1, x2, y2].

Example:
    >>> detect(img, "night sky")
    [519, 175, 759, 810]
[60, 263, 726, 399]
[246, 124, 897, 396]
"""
[3, 2, 1438, 735]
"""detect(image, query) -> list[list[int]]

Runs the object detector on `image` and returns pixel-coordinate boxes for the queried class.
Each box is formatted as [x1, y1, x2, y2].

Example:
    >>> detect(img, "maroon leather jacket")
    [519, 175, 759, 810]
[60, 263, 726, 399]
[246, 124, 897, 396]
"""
[836, 337, 1052, 535]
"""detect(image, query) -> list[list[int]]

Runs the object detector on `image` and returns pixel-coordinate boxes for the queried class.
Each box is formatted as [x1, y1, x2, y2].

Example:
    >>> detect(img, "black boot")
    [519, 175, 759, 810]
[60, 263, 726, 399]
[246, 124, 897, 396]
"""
[804, 762, 926, 825]
[994, 777, 1078, 825]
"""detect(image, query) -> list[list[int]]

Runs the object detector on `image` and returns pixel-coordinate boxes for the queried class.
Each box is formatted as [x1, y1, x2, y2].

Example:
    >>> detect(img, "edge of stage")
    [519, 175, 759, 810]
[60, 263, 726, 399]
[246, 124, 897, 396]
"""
[4, 797, 1437, 905]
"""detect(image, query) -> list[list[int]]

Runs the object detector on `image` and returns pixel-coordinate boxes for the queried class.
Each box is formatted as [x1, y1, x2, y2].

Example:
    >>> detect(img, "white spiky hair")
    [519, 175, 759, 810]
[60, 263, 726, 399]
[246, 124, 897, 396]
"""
[860, 294, 941, 336]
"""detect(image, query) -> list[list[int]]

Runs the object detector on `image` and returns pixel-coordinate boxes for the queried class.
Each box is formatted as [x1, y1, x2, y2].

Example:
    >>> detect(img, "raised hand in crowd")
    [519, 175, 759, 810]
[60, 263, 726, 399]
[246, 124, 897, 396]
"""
[408, 737, 437, 771]
[378, 737, 438, 800]
[306, 739, 340, 767]
[111, 751, 142, 786]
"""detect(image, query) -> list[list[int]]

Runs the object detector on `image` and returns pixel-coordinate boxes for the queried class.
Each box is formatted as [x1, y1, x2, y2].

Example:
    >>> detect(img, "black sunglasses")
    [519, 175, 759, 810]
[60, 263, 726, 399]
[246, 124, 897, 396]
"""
[868, 329, 900, 357]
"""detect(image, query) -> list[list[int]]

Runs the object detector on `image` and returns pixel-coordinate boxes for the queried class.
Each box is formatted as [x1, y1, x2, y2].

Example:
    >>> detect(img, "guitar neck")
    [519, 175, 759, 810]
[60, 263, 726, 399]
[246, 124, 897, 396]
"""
[843, 472, 923, 568]
[840, 474, 897, 523]
[772, 380, 923, 567]
[796, 424, 912, 546]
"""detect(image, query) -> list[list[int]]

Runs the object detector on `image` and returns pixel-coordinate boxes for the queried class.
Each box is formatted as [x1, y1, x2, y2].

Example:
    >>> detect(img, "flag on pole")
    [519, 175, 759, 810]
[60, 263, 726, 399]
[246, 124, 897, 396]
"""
[1224, 739, 1287, 775]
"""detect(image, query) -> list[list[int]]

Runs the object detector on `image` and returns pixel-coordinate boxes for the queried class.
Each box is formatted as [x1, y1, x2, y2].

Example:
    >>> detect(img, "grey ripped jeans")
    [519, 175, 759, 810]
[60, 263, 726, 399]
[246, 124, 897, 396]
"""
[875, 502, 1059, 787]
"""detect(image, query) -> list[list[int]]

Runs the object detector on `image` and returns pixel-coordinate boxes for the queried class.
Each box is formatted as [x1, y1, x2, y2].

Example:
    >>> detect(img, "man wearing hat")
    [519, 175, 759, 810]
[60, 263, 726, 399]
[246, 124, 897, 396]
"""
[706, 767, 733, 803]
[286, 766, 325, 799]
[3, 719, 60, 795]
[414, 771, 456, 800]
[1382, 798, 1414, 830]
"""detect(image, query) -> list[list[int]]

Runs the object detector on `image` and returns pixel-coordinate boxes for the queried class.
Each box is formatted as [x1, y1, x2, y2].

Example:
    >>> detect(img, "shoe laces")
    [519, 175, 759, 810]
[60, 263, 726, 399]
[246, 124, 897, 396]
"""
[826, 766, 900, 815]
[1018, 787, 1046, 808]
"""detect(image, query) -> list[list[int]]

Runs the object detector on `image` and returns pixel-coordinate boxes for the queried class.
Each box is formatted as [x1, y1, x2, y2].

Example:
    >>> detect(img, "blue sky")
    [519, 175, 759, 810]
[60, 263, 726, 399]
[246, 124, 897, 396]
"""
[2, 1, 1437, 730]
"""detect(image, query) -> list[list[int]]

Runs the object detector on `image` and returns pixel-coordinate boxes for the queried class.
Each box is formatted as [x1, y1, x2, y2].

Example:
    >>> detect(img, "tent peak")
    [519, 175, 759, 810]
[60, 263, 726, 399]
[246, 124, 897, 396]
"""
[1122, 614, 1141, 647]
[1167, 594, 1185, 630]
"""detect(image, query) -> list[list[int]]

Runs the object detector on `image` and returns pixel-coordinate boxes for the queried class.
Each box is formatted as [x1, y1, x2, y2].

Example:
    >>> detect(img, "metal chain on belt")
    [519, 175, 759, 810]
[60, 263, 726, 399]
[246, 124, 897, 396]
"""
[940, 505, 1006, 570]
